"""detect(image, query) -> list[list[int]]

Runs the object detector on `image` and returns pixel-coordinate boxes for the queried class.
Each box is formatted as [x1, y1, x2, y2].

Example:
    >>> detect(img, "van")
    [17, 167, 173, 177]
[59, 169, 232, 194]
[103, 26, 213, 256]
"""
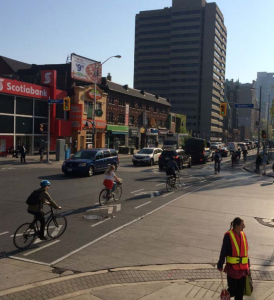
[227, 142, 237, 152]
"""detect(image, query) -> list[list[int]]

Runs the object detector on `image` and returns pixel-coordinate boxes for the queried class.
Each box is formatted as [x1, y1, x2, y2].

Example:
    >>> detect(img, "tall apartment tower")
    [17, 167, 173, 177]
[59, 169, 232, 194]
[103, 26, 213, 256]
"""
[134, 0, 227, 141]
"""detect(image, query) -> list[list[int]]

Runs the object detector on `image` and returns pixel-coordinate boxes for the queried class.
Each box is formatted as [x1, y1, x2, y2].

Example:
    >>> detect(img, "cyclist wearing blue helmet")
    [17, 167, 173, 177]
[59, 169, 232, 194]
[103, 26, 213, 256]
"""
[27, 180, 61, 240]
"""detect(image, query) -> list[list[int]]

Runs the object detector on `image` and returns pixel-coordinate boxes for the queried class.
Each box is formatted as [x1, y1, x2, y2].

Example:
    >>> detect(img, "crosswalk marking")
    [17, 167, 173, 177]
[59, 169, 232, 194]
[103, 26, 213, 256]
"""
[0, 231, 8, 236]
[131, 189, 144, 194]
[23, 240, 60, 256]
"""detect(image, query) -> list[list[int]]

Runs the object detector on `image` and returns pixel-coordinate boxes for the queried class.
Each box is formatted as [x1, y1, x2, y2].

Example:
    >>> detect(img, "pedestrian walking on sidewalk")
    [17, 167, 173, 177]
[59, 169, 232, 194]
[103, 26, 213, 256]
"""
[217, 217, 250, 300]
[255, 154, 262, 173]
[20, 144, 26, 163]
[262, 153, 267, 175]
[39, 146, 45, 163]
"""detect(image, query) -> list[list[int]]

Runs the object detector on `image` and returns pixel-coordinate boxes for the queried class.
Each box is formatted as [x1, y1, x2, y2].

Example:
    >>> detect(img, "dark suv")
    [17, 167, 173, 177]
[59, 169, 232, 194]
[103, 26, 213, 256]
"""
[158, 149, 191, 170]
[62, 148, 119, 177]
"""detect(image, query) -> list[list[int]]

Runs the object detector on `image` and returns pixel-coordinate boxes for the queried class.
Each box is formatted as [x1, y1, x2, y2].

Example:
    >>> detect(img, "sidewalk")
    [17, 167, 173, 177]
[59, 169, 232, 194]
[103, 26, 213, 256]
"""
[1, 261, 274, 299]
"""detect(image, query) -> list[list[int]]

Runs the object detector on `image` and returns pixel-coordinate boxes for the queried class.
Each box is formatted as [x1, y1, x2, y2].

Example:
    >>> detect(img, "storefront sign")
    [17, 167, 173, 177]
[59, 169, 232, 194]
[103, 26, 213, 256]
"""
[96, 109, 103, 117]
[0, 77, 50, 99]
[140, 127, 146, 134]
[69, 104, 83, 130]
[86, 85, 102, 100]
[129, 128, 139, 136]
[71, 53, 102, 84]
[107, 125, 128, 132]
[146, 128, 159, 136]
[82, 119, 106, 129]
[41, 70, 55, 87]
[125, 104, 129, 126]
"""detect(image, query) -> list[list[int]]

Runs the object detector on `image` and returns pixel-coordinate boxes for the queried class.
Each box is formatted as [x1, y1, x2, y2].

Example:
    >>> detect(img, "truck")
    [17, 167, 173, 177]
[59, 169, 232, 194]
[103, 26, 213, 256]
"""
[183, 137, 211, 164]
[163, 133, 189, 150]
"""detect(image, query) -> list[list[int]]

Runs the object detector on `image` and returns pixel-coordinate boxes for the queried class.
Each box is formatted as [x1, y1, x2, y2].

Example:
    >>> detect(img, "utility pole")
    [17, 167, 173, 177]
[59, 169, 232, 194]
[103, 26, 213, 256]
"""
[257, 86, 262, 155]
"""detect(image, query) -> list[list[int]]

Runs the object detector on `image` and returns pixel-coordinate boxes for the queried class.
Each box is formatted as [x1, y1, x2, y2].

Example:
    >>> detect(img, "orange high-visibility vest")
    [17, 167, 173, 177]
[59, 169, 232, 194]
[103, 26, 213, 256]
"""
[226, 230, 248, 270]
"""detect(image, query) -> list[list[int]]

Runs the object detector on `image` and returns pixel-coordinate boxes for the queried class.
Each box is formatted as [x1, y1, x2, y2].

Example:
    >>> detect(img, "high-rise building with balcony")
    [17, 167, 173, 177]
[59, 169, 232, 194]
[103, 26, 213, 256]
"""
[134, 0, 227, 141]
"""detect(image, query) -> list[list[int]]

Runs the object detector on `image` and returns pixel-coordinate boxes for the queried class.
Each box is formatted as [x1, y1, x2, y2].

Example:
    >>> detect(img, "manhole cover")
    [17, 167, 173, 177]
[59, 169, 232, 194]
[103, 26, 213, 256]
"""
[254, 217, 274, 228]
[83, 207, 110, 221]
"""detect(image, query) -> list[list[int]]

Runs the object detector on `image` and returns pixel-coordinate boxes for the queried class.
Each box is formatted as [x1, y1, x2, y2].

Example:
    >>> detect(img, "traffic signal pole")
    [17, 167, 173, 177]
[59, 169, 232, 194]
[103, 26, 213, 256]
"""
[47, 102, 50, 163]
[257, 86, 262, 155]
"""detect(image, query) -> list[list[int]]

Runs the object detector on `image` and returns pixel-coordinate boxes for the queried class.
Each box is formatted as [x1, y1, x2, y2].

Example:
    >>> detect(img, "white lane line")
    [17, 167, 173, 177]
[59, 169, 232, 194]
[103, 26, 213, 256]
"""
[94, 202, 99, 205]
[134, 192, 148, 195]
[108, 207, 114, 214]
[50, 179, 222, 266]
[8, 256, 50, 266]
[0, 232, 8, 236]
[155, 183, 165, 186]
[200, 180, 206, 183]
[184, 185, 193, 189]
[135, 201, 151, 209]
[91, 218, 111, 227]
[163, 192, 174, 197]
[131, 189, 144, 194]
[23, 240, 60, 256]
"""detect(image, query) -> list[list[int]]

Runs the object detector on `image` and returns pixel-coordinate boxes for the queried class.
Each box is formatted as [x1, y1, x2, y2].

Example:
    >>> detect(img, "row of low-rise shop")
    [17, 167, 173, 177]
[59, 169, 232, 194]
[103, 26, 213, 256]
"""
[0, 55, 187, 155]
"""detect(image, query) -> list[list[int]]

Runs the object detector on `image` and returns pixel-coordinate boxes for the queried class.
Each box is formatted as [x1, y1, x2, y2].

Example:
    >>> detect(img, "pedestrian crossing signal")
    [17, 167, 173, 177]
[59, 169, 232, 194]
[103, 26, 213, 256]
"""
[220, 103, 227, 117]
[63, 97, 70, 111]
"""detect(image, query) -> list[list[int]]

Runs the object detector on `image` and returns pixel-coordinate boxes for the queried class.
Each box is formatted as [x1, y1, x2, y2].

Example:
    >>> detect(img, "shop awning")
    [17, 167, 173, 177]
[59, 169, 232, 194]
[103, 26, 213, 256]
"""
[112, 131, 127, 135]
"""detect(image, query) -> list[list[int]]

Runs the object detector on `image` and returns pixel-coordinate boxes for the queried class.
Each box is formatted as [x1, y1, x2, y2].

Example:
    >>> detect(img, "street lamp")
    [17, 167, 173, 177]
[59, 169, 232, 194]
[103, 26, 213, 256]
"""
[92, 55, 121, 148]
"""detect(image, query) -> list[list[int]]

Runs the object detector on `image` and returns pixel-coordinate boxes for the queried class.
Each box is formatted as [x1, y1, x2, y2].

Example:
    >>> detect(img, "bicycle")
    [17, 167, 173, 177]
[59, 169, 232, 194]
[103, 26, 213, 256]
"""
[99, 180, 123, 206]
[166, 173, 181, 192]
[13, 206, 67, 250]
[214, 162, 219, 174]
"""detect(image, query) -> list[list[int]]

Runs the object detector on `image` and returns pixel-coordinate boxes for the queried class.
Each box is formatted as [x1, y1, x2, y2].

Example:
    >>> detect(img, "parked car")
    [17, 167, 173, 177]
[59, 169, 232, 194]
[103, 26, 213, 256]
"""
[158, 149, 191, 170]
[227, 142, 238, 153]
[132, 147, 162, 166]
[62, 148, 119, 177]
[205, 149, 214, 161]
[219, 147, 231, 157]
[238, 143, 247, 150]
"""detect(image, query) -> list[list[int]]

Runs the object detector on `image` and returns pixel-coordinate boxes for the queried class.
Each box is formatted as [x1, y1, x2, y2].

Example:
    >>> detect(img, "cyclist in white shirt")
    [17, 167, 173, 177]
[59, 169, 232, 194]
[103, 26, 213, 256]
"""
[103, 165, 121, 195]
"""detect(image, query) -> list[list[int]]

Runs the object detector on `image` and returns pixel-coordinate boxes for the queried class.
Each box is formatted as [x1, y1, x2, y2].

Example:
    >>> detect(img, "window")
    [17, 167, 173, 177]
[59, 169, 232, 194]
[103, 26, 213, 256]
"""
[158, 120, 163, 127]
[146, 103, 150, 111]
[108, 112, 114, 122]
[103, 150, 110, 158]
[96, 102, 102, 110]
[110, 149, 117, 157]
[0, 94, 14, 114]
[16, 97, 33, 115]
[138, 100, 142, 109]
[138, 114, 143, 126]
[129, 115, 135, 125]
[154, 104, 157, 112]
[108, 94, 114, 104]
[118, 114, 125, 123]
[146, 118, 150, 126]
[119, 98, 125, 106]
[0, 115, 14, 133]
[16, 116, 33, 134]
[95, 151, 103, 160]
[34, 118, 48, 134]
[35, 100, 48, 117]
[56, 104, 64, 119]
[172, 116, 176, 122]
[129, 100, 135, 108]
[84, 101, 93, 119]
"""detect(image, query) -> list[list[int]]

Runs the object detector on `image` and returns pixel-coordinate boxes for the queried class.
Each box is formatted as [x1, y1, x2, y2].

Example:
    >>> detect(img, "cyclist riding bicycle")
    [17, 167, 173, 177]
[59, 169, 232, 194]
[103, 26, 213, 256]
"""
[231, 151, 238, 167]
[166, 156, 180, 184]
[242, 147, 248, 162]
[236, 148, 241, 163]
[27, 180, 61, 240]
[213, 150, 222, 173]
[103, 165, 122, 196]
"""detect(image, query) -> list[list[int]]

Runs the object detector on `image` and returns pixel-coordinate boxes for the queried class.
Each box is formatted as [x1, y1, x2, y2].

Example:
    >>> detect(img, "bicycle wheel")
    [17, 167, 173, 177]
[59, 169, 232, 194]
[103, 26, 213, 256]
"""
[99, 189, 109, 206]
[176, 176, 181, 186]
[13, 223, 36, 249]
[166, 178, 173, 192]
[47, 215, 67, 239]
[113, 186, 122, 201]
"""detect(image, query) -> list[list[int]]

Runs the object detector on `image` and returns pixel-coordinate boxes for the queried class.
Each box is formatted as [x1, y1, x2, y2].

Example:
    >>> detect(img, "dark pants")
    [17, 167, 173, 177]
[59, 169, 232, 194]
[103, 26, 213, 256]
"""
[227, 275, 246, 300]
[256, 164, 260, 173]
[214, 162, 220, 172]
[28, 211, 45, 238]
[21, 155, 26, 163]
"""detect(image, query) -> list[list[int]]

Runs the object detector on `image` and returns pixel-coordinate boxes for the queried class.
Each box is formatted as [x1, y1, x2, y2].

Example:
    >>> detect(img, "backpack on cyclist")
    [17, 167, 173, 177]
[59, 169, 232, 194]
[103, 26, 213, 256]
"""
[214, 154, 220, 163]
[26, 190, 42, 205]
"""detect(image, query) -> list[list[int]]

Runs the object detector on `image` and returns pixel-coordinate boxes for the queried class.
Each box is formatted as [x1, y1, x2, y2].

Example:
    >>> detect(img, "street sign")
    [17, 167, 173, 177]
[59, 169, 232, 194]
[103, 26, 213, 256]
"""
[234, 104, 254, 108]
[48, 99, 64, 104]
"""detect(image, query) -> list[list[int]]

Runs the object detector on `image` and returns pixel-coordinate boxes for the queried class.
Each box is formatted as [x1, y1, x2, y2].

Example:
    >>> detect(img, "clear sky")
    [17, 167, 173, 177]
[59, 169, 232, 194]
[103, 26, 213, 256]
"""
[0, 0, 273, 86]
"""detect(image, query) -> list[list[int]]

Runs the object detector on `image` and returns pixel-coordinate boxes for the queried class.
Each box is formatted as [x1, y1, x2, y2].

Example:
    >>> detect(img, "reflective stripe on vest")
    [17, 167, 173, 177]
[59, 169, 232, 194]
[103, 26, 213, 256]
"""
[226, 230, 248, 265]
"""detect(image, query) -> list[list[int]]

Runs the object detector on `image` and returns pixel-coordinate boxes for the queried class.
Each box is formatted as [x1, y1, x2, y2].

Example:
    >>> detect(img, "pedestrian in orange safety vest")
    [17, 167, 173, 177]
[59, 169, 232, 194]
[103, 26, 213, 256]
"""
[217, 217, 250, 300]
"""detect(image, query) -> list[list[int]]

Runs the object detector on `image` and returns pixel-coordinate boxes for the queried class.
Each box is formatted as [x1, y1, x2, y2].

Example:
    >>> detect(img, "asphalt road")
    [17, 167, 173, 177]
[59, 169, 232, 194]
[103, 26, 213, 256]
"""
[0, 153, 254, 266]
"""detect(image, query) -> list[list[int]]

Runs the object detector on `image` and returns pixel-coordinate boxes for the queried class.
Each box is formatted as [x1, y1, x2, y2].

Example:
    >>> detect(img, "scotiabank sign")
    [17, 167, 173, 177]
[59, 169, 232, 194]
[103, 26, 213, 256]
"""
[0, 77, 50, 99]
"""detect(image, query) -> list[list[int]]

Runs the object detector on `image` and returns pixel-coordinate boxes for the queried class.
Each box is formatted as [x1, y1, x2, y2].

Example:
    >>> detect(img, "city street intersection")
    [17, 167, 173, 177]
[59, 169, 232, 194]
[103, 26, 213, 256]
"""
[1, 151, 274, 299]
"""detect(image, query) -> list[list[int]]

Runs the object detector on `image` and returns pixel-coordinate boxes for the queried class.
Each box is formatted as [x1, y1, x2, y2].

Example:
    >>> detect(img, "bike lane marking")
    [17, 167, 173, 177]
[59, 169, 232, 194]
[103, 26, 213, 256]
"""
[131, 189, 144, 194]
[49, 179, 223, 266]
[135, 201, 151, 209]
[23, 240, 60, 256]
[0, 232, 8, 236]
[155, 183, 165, 186]
[162, 192, 174, 197]
[91, 217, 112, 227]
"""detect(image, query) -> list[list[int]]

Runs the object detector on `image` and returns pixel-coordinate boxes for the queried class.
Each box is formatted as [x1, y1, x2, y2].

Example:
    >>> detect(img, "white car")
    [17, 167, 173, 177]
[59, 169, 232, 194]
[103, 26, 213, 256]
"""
[132, 148, 162, 166]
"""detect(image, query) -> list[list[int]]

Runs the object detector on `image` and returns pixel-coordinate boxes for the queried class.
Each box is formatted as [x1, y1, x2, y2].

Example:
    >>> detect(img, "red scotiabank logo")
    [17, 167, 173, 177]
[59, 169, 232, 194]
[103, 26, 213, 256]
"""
[0, 77, 50, 99]
[41, 70, 54, 86]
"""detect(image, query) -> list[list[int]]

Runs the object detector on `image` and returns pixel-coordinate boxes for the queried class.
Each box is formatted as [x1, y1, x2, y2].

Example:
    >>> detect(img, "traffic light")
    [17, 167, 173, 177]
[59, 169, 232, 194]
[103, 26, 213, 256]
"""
[63, 97, 70, 111]
[262, 129, 267, 139]
[220, 103, 227, 117]
[40, 123, 48, 133]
